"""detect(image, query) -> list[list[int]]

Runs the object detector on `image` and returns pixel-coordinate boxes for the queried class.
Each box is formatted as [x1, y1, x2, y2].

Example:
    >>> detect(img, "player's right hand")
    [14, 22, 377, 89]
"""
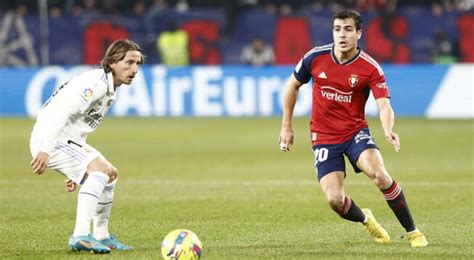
[278, 127, 294, 152]
[30, 151, 49, 175]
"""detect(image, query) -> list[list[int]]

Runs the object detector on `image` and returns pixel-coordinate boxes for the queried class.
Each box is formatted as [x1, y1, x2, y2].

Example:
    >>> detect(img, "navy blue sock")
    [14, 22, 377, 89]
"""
[339, 196, 365, 222]
[382, 181, 416, 232]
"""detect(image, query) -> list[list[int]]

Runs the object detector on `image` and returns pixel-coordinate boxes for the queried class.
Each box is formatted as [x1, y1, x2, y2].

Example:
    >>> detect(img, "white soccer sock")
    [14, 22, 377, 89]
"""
[72, 171, 109, 237]
[93, 179, 117, 240]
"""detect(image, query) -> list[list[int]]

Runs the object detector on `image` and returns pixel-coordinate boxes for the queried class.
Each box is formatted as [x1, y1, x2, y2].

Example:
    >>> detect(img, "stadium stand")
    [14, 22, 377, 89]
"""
[274, 17, 312, 65]
[458, 14, 474, 62]
[0, 1, 472, 65]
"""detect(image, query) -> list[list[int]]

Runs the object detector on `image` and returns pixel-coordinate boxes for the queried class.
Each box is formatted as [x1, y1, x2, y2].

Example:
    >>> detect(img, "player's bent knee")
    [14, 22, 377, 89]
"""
[372, 171, 392, 189]
[87, 158, 117, 182]
[101, 164, 117, 182]
[327, 196, 345, 213]
[109, 165, 118, 182]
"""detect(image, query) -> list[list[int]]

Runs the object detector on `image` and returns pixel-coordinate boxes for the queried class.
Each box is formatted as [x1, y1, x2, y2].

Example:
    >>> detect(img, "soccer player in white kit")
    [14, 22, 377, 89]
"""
[29, 39, 144, 254]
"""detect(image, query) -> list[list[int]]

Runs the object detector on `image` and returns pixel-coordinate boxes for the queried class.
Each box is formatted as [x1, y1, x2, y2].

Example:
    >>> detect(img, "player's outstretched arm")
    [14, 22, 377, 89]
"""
[279, 75, 303, 152]
[376, 98, 400, 152]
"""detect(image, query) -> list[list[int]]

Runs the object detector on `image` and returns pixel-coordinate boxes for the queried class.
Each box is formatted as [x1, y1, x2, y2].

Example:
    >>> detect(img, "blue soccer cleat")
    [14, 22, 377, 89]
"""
[69, 234, 111, 254]
[99, 234, 134, 251]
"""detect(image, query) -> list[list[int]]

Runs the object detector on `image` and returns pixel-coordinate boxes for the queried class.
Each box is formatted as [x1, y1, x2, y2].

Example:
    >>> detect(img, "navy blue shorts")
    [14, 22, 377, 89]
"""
[312, 128, 379, 181]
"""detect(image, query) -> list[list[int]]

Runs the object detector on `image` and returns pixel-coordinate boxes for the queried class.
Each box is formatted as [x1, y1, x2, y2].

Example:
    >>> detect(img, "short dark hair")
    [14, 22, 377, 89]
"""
[332, 9, 363, 31]
[101, 39, 144, 73]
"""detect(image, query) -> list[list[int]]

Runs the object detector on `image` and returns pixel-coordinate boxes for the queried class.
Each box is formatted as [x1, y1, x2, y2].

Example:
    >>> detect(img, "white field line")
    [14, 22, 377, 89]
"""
[0, 179, 472, 187]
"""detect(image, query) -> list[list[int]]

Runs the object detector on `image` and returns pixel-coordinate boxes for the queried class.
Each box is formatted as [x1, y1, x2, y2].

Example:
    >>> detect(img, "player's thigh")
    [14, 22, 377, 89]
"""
[87, 155, 118, 181]
[313, 144, 346, 181]
[36, 140, 101, 184]
[345, 128, 380, 174]
[356, 148, 392, 188]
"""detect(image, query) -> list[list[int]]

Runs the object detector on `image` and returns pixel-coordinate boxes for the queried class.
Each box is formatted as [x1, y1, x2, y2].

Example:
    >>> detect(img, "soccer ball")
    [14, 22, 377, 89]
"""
[161, 229, 202, 260]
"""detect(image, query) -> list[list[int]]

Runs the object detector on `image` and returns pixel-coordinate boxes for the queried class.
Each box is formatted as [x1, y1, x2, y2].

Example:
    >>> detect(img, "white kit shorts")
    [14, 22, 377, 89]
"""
[30, 139, 102, 184]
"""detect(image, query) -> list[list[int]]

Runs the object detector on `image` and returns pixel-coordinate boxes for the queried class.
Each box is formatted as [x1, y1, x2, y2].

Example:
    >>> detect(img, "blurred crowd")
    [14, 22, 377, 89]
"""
[1, 0, 472, 19]
[0, 0, 472, 66]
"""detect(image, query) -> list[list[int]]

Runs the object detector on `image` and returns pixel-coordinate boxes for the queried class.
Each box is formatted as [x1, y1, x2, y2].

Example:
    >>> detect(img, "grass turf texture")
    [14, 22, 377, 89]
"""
[0, 117, 472, 259]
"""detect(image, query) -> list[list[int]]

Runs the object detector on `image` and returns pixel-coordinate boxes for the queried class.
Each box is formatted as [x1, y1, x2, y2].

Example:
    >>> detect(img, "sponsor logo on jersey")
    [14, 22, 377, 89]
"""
[376, 82, 388, 89]
[83, 88, 93, 100]
[84, 109, 103, 129]
[320, 86, 352, 103]
[318, 72, 327, 79]
[348, 74, 359, 88]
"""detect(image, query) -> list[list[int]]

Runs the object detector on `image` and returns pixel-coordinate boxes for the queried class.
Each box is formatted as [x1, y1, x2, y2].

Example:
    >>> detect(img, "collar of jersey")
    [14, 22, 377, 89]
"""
[106, 72, 115, 95]
[330, 44, 361, 65]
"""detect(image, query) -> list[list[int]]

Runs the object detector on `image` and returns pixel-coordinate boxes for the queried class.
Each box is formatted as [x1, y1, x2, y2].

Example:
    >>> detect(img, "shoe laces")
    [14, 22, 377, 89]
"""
[108, 234, 125, 246]
[367, 227, 382, 238]
[409, 232, 422, 241]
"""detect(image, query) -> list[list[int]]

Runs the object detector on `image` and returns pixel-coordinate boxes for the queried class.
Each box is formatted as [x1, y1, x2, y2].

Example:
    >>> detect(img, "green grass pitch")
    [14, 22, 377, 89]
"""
[0, 117, 472, 259]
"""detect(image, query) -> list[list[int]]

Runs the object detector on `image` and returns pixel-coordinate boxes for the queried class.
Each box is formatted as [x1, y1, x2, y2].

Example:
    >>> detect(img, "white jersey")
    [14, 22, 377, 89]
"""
[30, 69, 116, 155]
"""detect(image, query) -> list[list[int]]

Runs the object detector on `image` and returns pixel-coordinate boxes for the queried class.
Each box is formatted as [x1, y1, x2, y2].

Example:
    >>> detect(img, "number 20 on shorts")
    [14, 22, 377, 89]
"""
[313, 148, 329, 166]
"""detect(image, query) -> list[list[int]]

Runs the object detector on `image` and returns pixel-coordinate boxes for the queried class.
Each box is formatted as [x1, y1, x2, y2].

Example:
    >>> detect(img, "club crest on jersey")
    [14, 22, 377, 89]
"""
[83, 88, 93, 100]
[348, 74, 359, 88]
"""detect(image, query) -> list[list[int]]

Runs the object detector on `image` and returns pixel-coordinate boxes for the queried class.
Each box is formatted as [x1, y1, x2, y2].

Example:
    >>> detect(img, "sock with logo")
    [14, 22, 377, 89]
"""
[339, 196, 365, 222]
[382, 180, 416, 232]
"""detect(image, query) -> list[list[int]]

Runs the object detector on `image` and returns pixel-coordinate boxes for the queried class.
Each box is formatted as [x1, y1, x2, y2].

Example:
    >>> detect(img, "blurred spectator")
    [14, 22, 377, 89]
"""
[69, 3, 84, 16]
[144, 0, 171, 62]
[131, 1, 147, 17]
[176, 0, 190, 13]
[145, 0, 170, 40]
[82, 0, 101, 17]
[49, 6, 63, 18]
[431, 30, 458, 64]
[15, 4, 29, 16]
[102, 0, 119, 15]
[241, 36, 275, 66]
[146, 0, 169, 18]
[157, 20, 190, 66]
[48, 0, 64, 17]
[264, 1, 278, 14]
[279, 3, 293, 16]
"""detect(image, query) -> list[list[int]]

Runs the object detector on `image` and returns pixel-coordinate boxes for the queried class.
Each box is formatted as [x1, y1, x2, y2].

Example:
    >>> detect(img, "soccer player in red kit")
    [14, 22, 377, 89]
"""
[278, 9, 428, 247]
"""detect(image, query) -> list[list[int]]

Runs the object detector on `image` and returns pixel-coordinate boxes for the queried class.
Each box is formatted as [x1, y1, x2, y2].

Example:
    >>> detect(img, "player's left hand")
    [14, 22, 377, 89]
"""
[65, 179, 77, 192]
[385, 131, 400, 152]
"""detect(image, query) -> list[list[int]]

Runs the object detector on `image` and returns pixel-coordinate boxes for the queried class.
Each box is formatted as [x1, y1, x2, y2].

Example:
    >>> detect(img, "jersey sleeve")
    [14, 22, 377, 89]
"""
[36, 78, 105, 154]
[368, 67, 390, 99]
[293, 54, 314, 84]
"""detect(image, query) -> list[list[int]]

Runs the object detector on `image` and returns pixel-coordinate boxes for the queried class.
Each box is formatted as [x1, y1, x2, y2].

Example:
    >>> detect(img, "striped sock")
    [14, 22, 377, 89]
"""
[339, 196, 365, 222]
[382, 181, 416, 232]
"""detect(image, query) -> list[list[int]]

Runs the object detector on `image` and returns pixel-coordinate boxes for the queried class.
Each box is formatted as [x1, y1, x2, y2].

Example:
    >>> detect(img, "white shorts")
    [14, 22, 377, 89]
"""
[30, 139, 102, 184]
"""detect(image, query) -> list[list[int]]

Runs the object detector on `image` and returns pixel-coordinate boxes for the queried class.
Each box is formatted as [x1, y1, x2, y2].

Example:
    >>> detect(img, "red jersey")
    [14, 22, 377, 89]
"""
[293, 44, 390, 145]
